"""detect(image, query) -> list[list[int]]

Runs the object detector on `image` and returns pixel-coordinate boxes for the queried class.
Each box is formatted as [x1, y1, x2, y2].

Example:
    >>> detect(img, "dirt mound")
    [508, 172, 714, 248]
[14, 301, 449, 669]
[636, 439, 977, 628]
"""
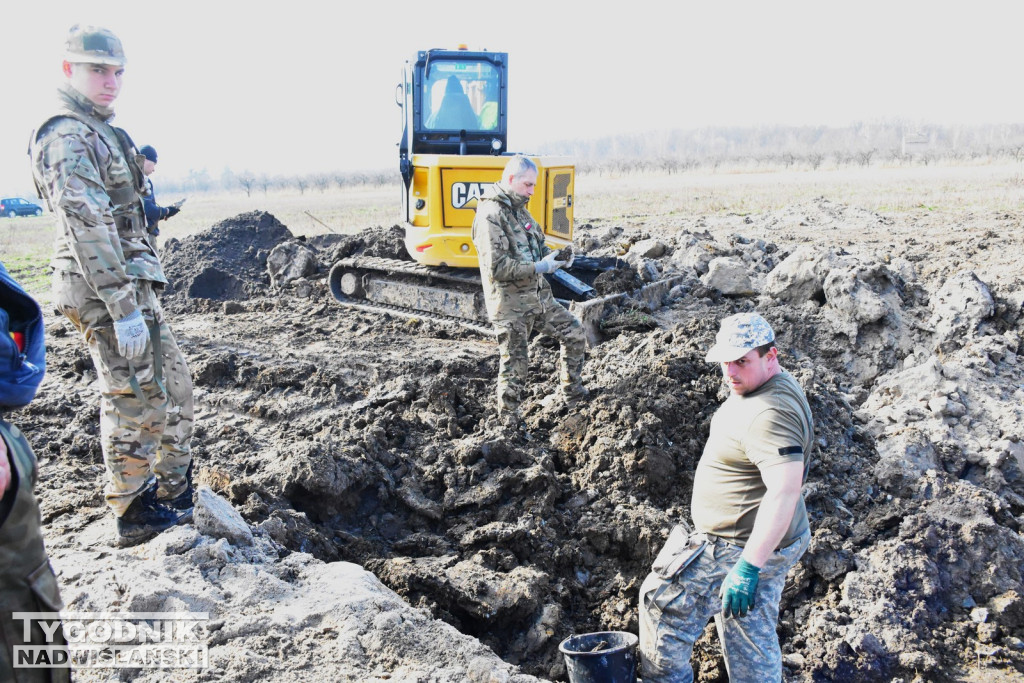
[320, 224, 410, 262]
[161, 211, 293, 309]
[161, 217, 415, 314]
[14, 199, 1024, 681]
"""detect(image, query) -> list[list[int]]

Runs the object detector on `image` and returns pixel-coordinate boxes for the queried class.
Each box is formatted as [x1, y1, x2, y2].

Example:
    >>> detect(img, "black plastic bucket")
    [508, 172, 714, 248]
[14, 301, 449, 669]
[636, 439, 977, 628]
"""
[558, 631, 639, 683]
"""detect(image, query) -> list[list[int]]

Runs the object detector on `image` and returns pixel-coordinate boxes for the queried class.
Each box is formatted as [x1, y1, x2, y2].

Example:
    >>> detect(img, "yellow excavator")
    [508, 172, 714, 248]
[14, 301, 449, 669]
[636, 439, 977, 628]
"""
[328, 47, 681, 343]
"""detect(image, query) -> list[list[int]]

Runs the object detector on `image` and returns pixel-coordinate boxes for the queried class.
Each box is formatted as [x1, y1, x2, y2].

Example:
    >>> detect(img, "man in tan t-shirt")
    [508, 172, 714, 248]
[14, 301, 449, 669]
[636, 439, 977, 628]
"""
[639, 312, 813, 683]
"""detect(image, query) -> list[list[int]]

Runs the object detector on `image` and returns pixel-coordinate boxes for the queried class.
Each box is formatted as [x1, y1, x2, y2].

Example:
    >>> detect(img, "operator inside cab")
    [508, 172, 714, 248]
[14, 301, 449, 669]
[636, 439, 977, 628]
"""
[423, 62, 501, 132]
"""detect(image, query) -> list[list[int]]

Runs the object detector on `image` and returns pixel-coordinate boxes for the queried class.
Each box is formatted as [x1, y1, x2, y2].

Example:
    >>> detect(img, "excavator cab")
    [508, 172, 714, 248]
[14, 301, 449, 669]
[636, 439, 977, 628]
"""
[400, 48, 508, 159]
[397, 47, 574, 268]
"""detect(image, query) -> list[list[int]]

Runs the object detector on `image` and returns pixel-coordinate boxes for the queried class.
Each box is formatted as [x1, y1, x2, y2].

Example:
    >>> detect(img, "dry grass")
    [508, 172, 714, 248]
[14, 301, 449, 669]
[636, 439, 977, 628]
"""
[574, 161, 1024, 223]
[158, 184, 403, 240]
[5, 160, 1021, 300]
[0, 215, 55, 294]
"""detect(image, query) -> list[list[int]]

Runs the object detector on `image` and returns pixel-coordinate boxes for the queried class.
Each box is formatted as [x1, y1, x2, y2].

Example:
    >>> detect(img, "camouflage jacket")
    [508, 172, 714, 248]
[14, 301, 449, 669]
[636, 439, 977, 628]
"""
[30, 85, 165, 322]
[471, 182, 554, 322]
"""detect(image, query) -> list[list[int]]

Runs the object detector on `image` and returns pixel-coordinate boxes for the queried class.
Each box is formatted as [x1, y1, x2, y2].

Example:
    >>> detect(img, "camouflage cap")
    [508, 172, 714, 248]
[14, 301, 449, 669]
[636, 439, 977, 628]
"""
[64, 25, 126, 66]
[705, 312, 775, 363]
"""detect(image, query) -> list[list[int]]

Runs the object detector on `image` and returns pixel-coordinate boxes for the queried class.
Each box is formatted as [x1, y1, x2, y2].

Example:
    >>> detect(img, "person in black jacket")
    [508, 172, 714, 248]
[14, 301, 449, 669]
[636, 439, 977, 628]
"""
[138, 145, 181, 236]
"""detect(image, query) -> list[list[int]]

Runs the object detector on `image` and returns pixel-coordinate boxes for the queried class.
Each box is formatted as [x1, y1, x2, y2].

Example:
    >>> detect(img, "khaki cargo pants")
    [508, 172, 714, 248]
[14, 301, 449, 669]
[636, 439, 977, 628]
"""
[54, 272, 193, 516]
[639, 529, 811, 683]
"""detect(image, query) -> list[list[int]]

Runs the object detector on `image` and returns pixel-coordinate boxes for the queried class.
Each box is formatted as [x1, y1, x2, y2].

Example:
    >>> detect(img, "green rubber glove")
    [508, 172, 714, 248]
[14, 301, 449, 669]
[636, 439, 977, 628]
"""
[720, 558, 761, 618]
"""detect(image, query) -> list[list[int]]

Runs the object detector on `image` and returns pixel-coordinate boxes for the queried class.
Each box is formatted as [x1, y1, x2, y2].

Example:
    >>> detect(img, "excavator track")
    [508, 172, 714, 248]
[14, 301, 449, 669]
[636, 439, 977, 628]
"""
[328, 256, 496, 336]
[329, 256, 690, 346]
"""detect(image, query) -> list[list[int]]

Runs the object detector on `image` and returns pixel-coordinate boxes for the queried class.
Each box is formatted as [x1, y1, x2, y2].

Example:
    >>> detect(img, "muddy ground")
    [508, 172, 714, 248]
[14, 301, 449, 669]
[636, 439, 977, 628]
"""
[9, 197, 1024, 682]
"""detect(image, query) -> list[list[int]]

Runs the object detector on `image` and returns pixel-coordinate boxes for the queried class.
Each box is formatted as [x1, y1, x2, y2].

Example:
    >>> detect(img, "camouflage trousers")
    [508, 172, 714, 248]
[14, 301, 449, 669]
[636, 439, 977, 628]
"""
[53, 271, 193, 516]
[639, 529, 811, 683]
[492, 301, 585, 414]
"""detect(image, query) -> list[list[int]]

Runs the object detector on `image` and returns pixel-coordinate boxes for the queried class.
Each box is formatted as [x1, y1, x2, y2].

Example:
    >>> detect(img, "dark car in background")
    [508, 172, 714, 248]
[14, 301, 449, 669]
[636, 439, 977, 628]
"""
[0, 197, 43, 217]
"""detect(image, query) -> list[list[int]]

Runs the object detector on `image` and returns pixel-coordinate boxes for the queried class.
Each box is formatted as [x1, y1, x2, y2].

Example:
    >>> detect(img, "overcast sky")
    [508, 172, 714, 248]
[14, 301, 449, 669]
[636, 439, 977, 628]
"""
[1, 1, 1020, 194]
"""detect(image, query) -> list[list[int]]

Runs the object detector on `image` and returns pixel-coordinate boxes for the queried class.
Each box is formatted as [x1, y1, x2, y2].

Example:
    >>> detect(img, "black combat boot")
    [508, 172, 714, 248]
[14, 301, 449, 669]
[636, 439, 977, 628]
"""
[161, 483, 194, 514]
[159, 461, 194, 520]
[115, 482, 190, 548]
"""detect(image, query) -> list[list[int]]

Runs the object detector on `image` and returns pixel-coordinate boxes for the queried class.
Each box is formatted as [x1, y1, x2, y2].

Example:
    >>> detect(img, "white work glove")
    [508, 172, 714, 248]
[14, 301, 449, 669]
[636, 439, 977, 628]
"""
[113, 310, 150, 360]
[534, 250, 566, 274]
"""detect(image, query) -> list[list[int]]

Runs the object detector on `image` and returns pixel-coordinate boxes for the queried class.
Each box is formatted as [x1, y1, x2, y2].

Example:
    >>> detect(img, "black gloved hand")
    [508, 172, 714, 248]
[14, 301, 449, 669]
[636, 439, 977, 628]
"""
[165, 206, 180, 219]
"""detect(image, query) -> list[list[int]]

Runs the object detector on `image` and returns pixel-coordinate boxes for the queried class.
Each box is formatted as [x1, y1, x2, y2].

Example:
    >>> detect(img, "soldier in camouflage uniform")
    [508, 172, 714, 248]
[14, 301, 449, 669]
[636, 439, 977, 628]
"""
[639, 313, 813, 682]
[1, 260, 70, 682]
[29, 25, 193, 547]
[471, 155, 587, 423]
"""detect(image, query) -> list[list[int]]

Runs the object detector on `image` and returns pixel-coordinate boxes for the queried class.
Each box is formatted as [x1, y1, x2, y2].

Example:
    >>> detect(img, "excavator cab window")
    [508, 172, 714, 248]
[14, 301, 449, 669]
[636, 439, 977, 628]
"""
[422, 60, 502, 133]
[402, 49, 508, 158]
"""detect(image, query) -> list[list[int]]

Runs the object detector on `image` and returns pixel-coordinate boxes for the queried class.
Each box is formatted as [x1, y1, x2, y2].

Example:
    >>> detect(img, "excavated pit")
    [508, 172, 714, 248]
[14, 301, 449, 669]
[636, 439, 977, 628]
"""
[15, 204, 1024, 682]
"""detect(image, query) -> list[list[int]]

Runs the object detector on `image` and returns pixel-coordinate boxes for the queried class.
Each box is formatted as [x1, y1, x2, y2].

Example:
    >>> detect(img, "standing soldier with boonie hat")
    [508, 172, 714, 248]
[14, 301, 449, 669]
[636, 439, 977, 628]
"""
[28, 25, 195, 547]
[638, 311, 814, 682]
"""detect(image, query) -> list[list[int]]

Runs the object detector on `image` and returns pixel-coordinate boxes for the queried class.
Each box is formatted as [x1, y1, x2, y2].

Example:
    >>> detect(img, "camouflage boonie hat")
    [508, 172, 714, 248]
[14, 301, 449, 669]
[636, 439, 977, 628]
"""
[64, 25, 126, 66]
[705, 312, 775, 362]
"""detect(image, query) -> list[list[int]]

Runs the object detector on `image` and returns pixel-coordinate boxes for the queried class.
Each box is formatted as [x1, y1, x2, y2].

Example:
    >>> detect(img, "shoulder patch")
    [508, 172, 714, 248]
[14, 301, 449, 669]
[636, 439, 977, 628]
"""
[778, 446, 804, 455]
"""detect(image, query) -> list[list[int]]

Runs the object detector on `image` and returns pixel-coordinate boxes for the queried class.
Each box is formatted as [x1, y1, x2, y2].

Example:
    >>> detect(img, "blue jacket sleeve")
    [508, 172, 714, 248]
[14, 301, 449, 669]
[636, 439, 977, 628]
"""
[143, 195, 163, 229]
[142, 177, 164, 229]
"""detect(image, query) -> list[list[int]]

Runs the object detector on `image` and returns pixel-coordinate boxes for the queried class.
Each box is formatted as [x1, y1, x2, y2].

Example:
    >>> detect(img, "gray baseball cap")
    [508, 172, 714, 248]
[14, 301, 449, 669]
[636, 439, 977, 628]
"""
[705, 312, 775, 362]
[64, 25, 126, 66]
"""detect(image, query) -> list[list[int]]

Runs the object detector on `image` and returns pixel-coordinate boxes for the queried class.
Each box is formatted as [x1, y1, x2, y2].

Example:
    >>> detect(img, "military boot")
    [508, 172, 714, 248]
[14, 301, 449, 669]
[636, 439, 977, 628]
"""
[560, 382, 590, 404]
[115, 482, 190, 548]
[159, 461, 195, 521]
[159, 482, 194, 523]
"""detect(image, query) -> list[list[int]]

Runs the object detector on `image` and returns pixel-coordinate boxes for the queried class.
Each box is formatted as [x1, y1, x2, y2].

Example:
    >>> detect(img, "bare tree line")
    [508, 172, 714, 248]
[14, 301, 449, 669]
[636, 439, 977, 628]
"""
[159, 122, 1024, 195]
[159, 168, 394, 196]
[555, 121, 1024, 175]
